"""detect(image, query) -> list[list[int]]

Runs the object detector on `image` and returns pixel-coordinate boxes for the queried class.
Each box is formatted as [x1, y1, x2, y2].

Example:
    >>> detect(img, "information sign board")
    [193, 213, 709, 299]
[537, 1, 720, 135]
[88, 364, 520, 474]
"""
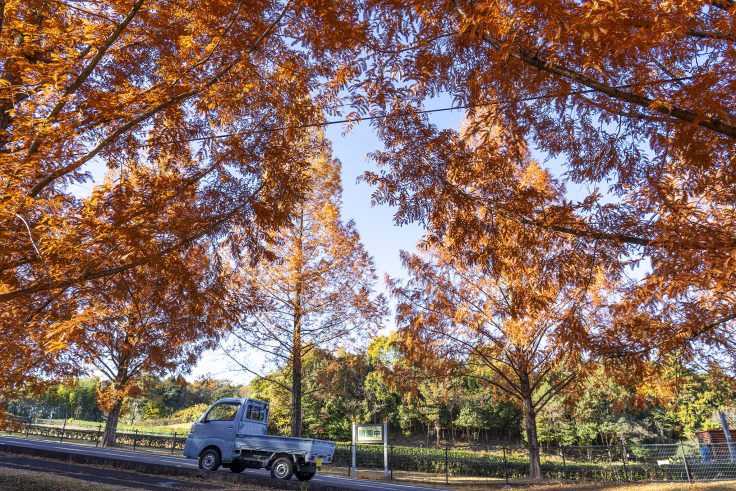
[356, 424, 384, 444]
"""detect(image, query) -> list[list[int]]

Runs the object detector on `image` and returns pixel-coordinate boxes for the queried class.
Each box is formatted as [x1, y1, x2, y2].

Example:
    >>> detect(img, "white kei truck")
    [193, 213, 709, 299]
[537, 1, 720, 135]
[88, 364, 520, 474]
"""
[183, 398, 336, 481]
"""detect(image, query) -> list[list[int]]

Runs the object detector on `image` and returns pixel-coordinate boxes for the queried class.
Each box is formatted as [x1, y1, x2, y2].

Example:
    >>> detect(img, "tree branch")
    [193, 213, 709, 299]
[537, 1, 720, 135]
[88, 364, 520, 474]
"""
[454, 1, 736, 138]
[27, 0, 294, 197]
[25, 0, 147, 160]
[0, 183, 263, 301]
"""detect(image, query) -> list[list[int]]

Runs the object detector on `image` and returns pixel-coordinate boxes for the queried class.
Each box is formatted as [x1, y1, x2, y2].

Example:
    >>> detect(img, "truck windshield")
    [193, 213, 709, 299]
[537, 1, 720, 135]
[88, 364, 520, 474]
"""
[205, 402, 240, 422]
[245, 404, 266, 422]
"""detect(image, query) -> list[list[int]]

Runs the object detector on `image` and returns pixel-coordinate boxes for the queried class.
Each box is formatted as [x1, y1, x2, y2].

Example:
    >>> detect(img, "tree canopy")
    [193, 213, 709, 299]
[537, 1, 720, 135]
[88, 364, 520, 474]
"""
[360, 0, 736, 368]
[1, 0, 734, 441]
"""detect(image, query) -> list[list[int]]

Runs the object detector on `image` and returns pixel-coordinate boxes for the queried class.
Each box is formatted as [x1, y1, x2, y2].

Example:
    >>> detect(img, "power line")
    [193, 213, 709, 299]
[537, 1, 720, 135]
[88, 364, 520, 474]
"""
[153, 76, 695, 146]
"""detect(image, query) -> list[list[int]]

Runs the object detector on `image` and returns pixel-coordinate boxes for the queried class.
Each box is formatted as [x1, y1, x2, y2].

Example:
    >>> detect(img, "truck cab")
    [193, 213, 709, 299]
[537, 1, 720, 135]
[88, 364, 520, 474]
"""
[183, 398, 335, 481]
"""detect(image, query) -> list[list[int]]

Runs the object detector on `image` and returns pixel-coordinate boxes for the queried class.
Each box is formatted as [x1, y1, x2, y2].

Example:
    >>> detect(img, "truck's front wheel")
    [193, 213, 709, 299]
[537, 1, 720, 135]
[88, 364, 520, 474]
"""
[199, 448, 221, 471]
[295, 471, 316, 481]
[270, 457, 294, 480]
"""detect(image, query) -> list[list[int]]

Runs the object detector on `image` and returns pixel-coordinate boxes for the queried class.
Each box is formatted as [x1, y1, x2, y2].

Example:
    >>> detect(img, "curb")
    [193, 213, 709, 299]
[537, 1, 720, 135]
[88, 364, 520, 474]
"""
[0, 441, 350, 490]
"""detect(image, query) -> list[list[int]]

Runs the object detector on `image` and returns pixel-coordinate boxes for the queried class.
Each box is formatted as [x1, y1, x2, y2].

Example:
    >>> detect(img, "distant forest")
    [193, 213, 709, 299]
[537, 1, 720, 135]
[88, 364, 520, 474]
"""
[7, 336, 733, 448]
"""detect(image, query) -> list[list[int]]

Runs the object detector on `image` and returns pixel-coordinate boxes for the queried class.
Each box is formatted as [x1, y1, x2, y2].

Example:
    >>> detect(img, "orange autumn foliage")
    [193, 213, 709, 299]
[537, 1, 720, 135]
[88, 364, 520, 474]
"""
[361, 0, 736, 364]
[390, 157, 611, 478]
[0, 0, 734, 420]
[0, 0, 362, 399]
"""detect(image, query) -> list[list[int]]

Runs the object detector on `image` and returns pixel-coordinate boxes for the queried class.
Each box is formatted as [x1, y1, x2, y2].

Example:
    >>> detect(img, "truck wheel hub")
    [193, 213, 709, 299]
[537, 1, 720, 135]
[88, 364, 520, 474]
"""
[274, 462, 289, 477]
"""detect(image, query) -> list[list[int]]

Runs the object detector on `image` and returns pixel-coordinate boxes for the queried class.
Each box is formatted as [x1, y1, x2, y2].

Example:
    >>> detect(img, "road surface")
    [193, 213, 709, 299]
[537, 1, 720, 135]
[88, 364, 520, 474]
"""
[0, 435, 449, 491]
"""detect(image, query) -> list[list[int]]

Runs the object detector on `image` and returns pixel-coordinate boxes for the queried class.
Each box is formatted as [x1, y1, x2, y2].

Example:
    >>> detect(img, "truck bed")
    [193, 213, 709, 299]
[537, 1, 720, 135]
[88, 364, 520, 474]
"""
[234, 434, 335, 463]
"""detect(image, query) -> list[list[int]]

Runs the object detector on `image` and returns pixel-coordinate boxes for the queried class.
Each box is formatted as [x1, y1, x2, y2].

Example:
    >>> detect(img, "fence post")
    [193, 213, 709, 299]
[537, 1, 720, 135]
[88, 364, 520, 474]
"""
[95, 424, 102, 447]
[59, 419, 66, 443]
[171, 432, 177, 454]
[133, 429, 138, 452]
[444, 444, 449, 484]
[25, 419, 31, 439]
[621, 440, 629, 482]
[389, 445, 394, 480]
[503, 445, 510, 486]
[718, 411, 736, 463]
[351, 421, 357, 478]
[383, 421, 389, 479]
[560, 446, 567, 480]
[680, 442, 692, 484]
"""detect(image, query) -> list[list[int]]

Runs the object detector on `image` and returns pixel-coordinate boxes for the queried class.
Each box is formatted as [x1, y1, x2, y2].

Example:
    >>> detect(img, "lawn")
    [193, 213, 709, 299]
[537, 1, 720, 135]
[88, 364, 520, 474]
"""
[35, 418, 191, 435]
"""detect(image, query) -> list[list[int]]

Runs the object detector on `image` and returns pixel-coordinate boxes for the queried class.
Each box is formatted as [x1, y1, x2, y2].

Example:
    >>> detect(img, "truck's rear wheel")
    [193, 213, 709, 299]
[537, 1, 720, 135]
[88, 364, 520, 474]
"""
[199, 448, 221, 471]
[229, 461, 246, 473]
[270, 457, 294, 480]
[295, 471, 316, 481]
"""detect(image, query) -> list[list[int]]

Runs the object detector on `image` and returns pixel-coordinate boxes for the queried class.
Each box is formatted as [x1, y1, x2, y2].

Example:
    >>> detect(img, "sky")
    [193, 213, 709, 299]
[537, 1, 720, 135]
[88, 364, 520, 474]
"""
[188, 103, 467, 383]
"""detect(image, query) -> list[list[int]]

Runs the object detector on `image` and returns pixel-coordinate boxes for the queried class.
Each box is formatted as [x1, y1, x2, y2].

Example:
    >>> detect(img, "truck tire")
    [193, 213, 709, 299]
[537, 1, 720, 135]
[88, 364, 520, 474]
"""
[199, 448, 221, 471]
[229, 461, 247, 473]
[270, 457, 294, 480]
[295, 471, 316, 481]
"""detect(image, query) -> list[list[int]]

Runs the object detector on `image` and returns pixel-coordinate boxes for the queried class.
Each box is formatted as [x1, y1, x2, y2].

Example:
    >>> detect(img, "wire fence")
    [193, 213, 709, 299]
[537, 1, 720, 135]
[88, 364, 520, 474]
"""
[1, 418, 188, 455]
[2, 419, 736, 485]
[325, 441, 736, 485]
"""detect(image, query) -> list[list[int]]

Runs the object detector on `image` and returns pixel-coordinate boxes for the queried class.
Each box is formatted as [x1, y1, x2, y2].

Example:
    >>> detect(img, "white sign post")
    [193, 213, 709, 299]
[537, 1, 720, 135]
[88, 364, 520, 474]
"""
[354, 422, 390, 479]
[719, 411, 736, 463]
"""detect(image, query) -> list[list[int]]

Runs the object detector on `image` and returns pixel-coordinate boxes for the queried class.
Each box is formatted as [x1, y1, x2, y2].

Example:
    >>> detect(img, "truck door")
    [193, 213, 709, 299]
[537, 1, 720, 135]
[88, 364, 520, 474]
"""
[239, 400, 268, 435]
[199, 401, 241, 461]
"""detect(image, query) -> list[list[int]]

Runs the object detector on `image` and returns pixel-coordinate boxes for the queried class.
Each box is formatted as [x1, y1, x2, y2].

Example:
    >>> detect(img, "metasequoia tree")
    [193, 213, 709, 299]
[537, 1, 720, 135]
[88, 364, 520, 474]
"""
[359, 0, 736, 365]
[0, 0, 362, 400]
[390, 161, 609, 479]
[60, 167, 242, 446]
[228, 141, 386, 437]
[77, 262, 237, 447]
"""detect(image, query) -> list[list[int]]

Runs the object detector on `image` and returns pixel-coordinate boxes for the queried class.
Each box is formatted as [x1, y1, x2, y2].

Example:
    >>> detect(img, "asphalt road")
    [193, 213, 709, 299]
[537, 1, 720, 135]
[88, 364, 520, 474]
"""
[0, 453, 227, 490]
[0, 435, 449, 491]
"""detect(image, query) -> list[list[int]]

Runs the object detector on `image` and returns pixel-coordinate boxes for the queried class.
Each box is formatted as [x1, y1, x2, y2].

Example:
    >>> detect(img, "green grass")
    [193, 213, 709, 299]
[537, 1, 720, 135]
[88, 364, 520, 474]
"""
[36, 418, 192, 435]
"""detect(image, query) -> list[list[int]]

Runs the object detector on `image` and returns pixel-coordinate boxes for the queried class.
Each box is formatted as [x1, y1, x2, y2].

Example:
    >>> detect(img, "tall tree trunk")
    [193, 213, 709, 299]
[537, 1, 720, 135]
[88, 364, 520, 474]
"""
[291, 322, 302, 437]
[290, 209, 304, 438]
[520, 374, 542, 480]
[102, 342, 131, 448]
[102, 397, 123, 447]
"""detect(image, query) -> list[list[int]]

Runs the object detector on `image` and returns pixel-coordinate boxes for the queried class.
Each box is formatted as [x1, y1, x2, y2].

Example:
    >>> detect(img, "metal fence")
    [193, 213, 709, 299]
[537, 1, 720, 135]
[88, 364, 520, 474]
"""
[325, 441, 736, 485]
[3, 420, 736, 485]
[2, 418, 187, 455]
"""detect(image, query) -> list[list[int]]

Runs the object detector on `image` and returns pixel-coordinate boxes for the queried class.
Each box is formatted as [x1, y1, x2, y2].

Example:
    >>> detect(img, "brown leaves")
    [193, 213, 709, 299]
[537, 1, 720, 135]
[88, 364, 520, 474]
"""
[357, 0, 736, 372]
[0, 0, 366, 401]
[389, 159, 610, 414]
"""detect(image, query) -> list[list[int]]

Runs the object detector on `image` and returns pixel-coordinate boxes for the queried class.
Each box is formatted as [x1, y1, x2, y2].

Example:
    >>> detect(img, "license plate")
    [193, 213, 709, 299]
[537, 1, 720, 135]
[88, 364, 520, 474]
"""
[316, 457, 323, 468]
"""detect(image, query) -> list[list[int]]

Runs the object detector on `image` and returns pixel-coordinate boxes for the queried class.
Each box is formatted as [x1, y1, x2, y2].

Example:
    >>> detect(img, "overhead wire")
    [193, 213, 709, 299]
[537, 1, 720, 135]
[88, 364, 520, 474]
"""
[151, 75, 696, 147]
